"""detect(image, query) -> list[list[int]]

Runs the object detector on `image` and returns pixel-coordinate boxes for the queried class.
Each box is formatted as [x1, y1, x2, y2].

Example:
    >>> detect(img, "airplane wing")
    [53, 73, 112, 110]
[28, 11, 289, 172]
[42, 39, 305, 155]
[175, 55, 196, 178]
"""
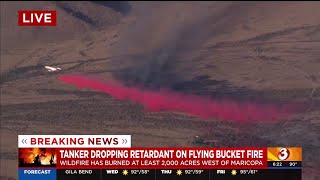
[45, 66, 61, 72]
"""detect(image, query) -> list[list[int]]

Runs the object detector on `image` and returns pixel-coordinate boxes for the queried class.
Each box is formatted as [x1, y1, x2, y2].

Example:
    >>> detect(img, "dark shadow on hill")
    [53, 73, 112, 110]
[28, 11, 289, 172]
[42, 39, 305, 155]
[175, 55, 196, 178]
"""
[0, 65, 44, 84]
[54, 1, 130, 28]
[92, 1, 131, 14]
[36, 89, 111, 98]
[55, 2, 97, 27]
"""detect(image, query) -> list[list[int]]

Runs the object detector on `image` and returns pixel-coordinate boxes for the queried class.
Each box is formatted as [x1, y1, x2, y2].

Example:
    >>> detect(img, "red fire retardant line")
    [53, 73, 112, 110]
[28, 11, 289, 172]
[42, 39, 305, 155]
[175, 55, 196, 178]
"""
[58, 74, 299, 122]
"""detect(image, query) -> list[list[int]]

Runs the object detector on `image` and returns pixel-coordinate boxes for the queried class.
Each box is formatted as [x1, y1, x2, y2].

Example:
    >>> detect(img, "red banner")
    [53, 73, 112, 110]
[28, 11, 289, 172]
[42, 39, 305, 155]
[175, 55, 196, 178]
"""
[55, 148, 267, 169]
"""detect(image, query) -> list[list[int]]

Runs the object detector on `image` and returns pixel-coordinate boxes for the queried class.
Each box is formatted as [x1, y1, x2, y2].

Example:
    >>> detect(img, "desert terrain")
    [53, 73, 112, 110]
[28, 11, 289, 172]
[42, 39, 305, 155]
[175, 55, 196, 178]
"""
[1, 1, 320, 180]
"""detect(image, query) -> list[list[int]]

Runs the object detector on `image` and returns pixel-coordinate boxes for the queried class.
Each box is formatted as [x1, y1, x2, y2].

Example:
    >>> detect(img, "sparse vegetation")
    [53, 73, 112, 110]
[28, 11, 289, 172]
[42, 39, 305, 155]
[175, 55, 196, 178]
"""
[1, 2, 320, 180]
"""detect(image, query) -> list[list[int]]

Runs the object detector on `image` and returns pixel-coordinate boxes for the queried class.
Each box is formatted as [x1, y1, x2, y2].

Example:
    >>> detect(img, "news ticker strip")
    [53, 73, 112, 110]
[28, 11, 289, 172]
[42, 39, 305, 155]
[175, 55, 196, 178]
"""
[18, 135, 302, 169]
[17, 135, 302, 180]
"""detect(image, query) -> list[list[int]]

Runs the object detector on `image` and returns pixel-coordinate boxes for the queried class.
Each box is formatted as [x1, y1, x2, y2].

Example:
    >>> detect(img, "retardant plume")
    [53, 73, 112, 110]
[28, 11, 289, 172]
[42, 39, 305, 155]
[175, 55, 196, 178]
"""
[58, 74, 299, 122]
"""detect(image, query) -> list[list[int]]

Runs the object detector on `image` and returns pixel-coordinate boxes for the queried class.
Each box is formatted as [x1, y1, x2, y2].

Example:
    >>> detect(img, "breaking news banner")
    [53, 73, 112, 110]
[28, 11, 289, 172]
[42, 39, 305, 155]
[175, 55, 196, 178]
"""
[18, 135, 302, 180]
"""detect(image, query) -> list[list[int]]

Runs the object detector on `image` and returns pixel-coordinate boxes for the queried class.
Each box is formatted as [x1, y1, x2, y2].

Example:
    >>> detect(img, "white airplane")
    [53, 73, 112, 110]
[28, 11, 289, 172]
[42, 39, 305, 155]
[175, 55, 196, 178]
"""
[45, 66, 62, 72]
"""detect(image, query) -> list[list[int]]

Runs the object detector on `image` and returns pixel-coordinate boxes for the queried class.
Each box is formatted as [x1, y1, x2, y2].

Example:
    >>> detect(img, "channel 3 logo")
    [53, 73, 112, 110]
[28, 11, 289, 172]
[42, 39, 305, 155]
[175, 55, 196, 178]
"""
[268, 147, 301, 162]
[277, 148, 290, 160]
